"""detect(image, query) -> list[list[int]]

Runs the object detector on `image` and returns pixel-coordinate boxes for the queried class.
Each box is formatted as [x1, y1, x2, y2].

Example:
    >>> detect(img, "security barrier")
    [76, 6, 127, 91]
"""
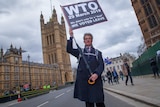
[131, 41, 160, 76]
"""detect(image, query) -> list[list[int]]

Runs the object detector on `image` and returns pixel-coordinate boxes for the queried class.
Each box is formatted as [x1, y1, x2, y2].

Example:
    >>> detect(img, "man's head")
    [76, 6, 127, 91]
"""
[83, 33, 93, 46]
[157, 50, 160, 55]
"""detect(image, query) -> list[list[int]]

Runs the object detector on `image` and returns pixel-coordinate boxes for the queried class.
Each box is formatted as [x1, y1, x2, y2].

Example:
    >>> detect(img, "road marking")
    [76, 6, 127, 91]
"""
[55, 93, 64, 99]
[66, 89, 71, 92]
[8, 102, 19, 106]
[37, 101, 49, 107]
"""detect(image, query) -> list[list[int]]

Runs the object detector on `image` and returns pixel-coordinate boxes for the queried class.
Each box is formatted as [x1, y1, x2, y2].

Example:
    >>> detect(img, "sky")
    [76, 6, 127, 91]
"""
[0, 0, 143, 67]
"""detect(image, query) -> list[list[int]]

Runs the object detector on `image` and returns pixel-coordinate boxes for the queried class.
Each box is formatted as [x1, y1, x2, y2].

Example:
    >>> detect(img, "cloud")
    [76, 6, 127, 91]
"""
[0, 0, 142, 68]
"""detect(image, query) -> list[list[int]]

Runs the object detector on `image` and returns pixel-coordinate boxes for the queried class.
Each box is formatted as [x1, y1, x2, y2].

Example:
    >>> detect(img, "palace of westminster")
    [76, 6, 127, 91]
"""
[0, 8, 73, 95]
[1, 0, 160, 96]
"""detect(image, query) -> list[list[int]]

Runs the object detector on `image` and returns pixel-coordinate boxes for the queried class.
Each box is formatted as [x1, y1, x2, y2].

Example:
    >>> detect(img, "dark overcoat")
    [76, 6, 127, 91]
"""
[150, 59, 159, 72]
[67, 38, 105, 103]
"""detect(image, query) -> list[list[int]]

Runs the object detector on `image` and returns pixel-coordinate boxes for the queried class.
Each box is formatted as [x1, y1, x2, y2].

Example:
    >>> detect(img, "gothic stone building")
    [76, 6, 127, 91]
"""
[0, 8, 73, 96]
[0, 45, 61, 96]
[40, 8, 73, 85]
[131, 0, 160, 48]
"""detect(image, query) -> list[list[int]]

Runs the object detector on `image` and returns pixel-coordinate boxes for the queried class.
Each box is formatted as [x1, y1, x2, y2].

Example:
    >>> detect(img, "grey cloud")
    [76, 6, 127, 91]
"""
[96, 29, 131, 50]
[102, 0, 132, 11]
[0, 0, 22, 10]
[0, 0, 142, 67]
[0, 10, 10, 15]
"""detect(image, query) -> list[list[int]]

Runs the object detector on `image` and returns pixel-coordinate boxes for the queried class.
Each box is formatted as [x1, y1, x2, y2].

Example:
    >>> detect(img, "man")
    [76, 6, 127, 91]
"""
[106, 68, 113, 85]
[67, 29, 105, 107]
[156, 50, 160, 63]
[119, 70, 124, 81]
[112, 67, 119, 84]
[122, 58, 134, 86]
[150, 58, 159, 78]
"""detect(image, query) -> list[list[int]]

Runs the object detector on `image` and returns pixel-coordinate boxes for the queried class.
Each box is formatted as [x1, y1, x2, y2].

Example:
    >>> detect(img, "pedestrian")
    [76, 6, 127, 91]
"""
[106, 68, 113, 85]
[156, 50, 160, 63]
[150, 58, 159, 78]
[119, 70, 124, 81]
[67, 29, 105, 107]
[111, 70, 114, 83]
[122, 58, 134, 86]
[112, 68, 119, 84]
[102, 75, 106, 83]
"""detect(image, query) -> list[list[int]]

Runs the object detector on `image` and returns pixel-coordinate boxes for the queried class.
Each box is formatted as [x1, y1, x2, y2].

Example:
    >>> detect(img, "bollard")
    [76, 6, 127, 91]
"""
[17, 91, 22, 102]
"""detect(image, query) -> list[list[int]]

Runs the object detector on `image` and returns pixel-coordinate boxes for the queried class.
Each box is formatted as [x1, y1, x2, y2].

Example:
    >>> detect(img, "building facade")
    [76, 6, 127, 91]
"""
[0, 45, 60, 96]
[131, 0, 160, 48]
[40, 8, 73, 85]
[0, 8, 73, 96]
[103, 53, 135, 76]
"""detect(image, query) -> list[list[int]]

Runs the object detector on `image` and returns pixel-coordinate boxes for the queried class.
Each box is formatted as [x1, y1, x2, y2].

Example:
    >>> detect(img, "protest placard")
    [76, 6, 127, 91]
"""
[61, 0, 107, 30]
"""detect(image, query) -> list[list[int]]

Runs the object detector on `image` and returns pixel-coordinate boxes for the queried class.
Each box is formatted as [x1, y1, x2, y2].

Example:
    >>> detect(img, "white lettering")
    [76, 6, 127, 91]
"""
[64, 5, 79, 15]
[88, 2, 98, 10]
[90, 9, 101, 14]
[64, 1, 99, 15]
[77, 3, 87, 12]
[68, 15, 75, 19]
[93, 17, 105, 22]
[75, 12, 90, 17]
[72, 24, 79, 28]
[70, 21, 75, 24]
[79, 20, 93, 25]
[76, 19, 83, 24]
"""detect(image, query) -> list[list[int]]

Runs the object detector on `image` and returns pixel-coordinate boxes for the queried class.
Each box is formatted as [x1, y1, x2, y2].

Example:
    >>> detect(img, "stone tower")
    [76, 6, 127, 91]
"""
[131, 0, 160, 48]
[40, 8, 73, 85]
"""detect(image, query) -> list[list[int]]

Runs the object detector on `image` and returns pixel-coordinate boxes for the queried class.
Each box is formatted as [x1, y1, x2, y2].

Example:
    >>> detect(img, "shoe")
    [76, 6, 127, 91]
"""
[125, 83, 127, 86]
[131, 83, 134, 86]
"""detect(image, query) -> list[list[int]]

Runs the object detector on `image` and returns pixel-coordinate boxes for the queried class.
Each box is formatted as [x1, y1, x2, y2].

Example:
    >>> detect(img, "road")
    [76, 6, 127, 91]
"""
[1, 85, 151, 107]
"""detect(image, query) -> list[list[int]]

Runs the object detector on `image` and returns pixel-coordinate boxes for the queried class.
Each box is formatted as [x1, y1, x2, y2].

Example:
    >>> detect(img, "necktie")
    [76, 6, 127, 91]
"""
[86, 47, 90, 53]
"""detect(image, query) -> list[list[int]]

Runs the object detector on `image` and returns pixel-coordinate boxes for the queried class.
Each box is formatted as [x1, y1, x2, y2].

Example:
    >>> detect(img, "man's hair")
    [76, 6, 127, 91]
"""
[83, 33, 93, 40]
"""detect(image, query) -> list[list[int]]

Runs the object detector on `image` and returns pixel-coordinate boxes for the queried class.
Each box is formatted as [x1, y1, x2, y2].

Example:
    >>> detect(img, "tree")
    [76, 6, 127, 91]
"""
[137, 36, 146, 56]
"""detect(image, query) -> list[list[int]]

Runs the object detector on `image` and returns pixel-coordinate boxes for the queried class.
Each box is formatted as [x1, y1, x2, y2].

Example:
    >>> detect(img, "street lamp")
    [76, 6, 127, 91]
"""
[27, 55, 32, 90]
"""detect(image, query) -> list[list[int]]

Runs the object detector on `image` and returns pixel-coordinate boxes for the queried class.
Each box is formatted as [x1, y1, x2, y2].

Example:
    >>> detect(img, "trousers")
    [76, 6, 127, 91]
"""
[125, 73, 133, 85]
[85, 102, 105, 107]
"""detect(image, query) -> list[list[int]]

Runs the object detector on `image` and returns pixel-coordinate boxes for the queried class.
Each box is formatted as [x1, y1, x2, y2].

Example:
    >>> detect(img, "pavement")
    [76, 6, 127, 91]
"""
[1, 75, 160, 107]
[103, 75, 160, 107]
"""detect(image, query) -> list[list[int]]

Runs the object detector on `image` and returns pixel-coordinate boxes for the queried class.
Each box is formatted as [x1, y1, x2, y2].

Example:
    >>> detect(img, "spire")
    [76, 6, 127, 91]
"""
[40, 11, 44, 25]
[19, 46, 22, 55]
[61, 15, 65, 28]
[61, 15, 65, 24]
[10, 44, 13, 49]
[53, 6, 57, 15]
[1, 47, 3, 54]
[0, 47, 3, 59]
[40, 11, 44, 19]
[52, 7, 57, 21]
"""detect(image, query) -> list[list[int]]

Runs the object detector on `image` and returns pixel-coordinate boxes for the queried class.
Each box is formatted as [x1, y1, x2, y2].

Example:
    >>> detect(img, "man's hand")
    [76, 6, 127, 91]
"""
[89, 73, 98, 82]
[69, 28, 74, 37]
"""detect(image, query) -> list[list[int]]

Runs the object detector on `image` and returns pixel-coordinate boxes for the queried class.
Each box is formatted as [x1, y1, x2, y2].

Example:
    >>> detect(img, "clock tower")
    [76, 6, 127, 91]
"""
[40, 8, 73, 84]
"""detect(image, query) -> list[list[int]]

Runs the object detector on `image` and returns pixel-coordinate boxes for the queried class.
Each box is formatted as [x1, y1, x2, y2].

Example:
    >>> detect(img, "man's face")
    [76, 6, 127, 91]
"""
[84, 35, 92, 46]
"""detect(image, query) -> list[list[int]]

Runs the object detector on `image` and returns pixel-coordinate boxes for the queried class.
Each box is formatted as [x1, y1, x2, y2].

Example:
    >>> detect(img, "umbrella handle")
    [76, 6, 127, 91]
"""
[88, 79, 95, 85]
